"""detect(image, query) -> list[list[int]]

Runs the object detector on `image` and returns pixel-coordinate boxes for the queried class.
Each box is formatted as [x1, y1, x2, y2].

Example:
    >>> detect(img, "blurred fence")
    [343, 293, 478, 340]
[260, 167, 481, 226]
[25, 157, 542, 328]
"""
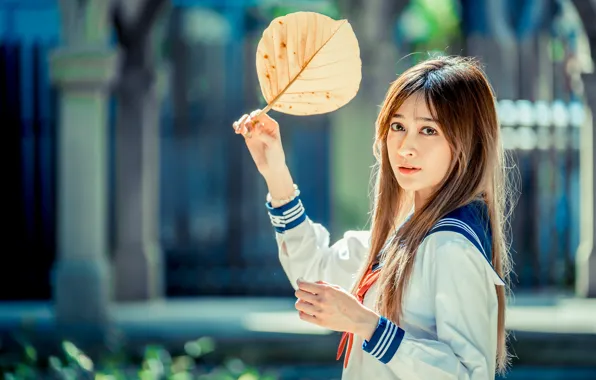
[158, 6, 333, 297]
[0, 8, 589, 300]
[499, 99, 584, 290]
[1, 40, 58, 300]
[0, 32, 333, 299]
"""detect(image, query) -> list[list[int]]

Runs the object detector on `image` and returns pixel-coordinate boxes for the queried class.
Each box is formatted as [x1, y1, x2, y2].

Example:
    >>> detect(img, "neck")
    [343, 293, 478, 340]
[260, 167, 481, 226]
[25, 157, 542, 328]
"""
[393, 192, 415, 228]
[414, 190, 430, 210]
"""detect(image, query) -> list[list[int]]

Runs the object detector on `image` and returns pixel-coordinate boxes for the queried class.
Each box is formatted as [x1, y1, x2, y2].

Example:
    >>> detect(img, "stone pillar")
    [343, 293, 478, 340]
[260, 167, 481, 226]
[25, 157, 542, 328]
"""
[49, 0, 116, 339]
[113, 61, 163, 301]
[111, 0, 167, 301]
[571, 0, 596, 298]
[576, 73, 596, 298]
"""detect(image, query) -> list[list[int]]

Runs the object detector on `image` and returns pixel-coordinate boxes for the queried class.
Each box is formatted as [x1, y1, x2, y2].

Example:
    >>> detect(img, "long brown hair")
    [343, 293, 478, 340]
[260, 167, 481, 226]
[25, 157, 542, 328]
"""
[353, 56, 515, 373]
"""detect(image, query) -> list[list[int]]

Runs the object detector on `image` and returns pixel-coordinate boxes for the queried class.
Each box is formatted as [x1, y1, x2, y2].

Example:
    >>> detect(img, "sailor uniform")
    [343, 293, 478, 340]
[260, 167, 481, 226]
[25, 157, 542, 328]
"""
[267, 197, 504, 380]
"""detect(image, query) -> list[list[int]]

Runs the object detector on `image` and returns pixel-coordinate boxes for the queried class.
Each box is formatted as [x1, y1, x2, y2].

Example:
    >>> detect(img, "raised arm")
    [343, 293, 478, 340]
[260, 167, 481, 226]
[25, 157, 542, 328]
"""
[234, 110, 370, 290]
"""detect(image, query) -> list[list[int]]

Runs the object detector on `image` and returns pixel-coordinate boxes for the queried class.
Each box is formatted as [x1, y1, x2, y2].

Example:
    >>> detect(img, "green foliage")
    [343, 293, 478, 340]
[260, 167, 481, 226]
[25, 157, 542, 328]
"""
[397, 0, 461, 55]
[0, 337, 278, 380]
[264, 0, 340, 20]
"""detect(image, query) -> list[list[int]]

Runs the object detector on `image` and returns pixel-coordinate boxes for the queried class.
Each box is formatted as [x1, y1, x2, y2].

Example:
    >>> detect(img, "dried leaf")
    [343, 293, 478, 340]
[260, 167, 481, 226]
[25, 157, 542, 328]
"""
[255, 11, 361, 116]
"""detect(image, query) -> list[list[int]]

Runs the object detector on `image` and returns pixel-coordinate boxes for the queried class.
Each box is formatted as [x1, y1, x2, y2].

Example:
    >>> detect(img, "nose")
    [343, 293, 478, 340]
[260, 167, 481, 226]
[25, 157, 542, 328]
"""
[397, 133, 417, 158]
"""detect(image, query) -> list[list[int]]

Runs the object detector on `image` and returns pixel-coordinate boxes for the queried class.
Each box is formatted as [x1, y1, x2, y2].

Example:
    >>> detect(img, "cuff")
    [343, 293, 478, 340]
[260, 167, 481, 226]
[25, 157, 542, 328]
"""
[362, 316, 405, 364]
[266, 196, 306, 233]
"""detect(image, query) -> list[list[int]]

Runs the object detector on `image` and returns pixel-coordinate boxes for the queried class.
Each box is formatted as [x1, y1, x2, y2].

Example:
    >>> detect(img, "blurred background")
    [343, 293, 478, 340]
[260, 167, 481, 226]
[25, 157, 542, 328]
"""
[0, 0, 595, 379]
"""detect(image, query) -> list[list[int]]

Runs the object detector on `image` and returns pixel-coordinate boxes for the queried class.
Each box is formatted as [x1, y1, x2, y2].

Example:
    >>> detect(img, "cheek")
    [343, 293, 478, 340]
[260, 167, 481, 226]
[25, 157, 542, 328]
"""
[422, 141, 451, 177]
[434, 145, 452, 177]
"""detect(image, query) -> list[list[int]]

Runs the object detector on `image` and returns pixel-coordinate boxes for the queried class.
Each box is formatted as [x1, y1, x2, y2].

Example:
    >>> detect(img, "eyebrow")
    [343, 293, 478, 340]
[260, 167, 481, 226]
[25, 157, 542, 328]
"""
[393, 114, 438, 123]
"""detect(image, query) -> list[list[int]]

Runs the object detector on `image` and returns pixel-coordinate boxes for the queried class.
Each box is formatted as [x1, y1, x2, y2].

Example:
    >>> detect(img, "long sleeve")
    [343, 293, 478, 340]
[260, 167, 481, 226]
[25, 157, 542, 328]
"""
[361, 236, 501, 380]
[267, 196, 370, 291]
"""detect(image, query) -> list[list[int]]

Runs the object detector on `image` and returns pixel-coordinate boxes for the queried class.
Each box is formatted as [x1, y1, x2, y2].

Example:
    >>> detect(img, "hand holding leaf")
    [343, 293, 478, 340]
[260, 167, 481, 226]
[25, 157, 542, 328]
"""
[233, 12, 362, 176]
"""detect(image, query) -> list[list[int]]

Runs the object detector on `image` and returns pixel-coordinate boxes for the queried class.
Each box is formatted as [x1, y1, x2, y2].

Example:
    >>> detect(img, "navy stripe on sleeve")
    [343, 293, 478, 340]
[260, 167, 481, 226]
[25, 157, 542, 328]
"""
[266, 196, 307, 233]
[362, 316, 405, 364]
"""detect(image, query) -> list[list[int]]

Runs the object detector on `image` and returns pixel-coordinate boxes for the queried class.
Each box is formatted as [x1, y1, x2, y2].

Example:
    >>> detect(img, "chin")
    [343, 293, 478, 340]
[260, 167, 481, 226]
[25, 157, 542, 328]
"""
[394, 179, 420, 192]
[399, 185, 422, 193]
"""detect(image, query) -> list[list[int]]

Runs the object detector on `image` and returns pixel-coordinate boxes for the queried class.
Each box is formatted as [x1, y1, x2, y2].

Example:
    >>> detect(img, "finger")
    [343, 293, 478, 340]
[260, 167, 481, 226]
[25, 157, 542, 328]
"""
[234, 114, 250, 134]
[251, 120, 264, 133]
[243, 115, 259, 136]
[250, 109, 268, 130]
[237, 114, 249, 126]
[250, 109, 261, 119]
[241, 115, 257, 138]
[245, 116, 260, 131]
[315, 280, 342, 291]
[295, 299, 320, 315]
[298, 311, 320, 325]
[322, 282, 341, 290]
[296, 278, 326, 294]
[243, 115, 253, 130]
[237, 123, 251, 138]
[295, 289, 320, 305]
[233, 121, 246, 135]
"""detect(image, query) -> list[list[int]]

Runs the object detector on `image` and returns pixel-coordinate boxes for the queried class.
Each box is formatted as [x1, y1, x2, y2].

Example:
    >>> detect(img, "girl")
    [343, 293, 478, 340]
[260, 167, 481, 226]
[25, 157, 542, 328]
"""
[233, 56, 513, 380]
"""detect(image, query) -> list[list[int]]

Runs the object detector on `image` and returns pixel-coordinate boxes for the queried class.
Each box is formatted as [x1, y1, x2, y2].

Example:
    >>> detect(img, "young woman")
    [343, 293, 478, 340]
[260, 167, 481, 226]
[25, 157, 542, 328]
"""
[233, 56, 513, 380]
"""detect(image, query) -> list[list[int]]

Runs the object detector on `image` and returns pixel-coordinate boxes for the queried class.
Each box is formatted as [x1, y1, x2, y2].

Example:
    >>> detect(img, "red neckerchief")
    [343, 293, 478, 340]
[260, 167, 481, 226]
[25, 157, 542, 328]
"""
[336, 264, 381, 368]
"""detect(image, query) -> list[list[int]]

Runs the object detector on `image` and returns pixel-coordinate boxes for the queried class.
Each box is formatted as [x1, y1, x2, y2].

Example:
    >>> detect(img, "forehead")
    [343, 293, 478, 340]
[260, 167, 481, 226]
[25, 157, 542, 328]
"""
[394, 93, 434, 118]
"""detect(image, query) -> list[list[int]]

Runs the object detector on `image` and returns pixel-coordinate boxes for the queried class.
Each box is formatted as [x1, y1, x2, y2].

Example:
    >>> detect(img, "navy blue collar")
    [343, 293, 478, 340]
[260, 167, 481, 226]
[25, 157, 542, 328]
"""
[373, 200, 493, 272]
[426, 200, 493, 262]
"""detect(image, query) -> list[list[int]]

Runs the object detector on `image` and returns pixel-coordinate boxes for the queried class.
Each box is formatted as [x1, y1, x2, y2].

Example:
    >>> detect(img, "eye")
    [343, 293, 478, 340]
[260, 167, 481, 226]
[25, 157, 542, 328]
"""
[390, 122, 404, 132]
[421, 126, 437, 136]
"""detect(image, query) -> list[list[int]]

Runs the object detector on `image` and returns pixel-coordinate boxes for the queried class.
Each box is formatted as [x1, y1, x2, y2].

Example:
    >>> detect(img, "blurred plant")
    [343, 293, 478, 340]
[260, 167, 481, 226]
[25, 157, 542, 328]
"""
[0, 336, 278, 380]
[262, 0, 340, 20]
[396, 0, 461, 56]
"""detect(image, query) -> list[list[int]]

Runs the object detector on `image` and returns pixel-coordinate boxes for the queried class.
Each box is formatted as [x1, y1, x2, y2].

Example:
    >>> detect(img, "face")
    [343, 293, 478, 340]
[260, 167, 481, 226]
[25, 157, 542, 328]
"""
[386, 93, 452, 205]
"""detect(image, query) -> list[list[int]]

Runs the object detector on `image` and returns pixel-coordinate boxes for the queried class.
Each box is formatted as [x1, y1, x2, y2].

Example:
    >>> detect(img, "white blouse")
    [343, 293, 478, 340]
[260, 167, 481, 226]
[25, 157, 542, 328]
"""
[267, 197, 504, 380]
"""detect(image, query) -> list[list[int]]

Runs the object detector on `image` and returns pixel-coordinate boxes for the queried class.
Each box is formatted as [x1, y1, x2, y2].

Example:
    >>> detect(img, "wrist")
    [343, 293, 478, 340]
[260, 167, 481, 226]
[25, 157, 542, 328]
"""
[267, 184, 300, 207]
[263, 166, 295, 200]
[353, 307, 380, 341]
[261, 164, 290, 181]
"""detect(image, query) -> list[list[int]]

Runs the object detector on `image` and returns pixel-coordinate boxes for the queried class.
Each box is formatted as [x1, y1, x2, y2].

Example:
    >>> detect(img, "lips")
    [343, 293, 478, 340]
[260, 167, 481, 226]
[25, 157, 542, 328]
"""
[398, 165, 421, 175]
